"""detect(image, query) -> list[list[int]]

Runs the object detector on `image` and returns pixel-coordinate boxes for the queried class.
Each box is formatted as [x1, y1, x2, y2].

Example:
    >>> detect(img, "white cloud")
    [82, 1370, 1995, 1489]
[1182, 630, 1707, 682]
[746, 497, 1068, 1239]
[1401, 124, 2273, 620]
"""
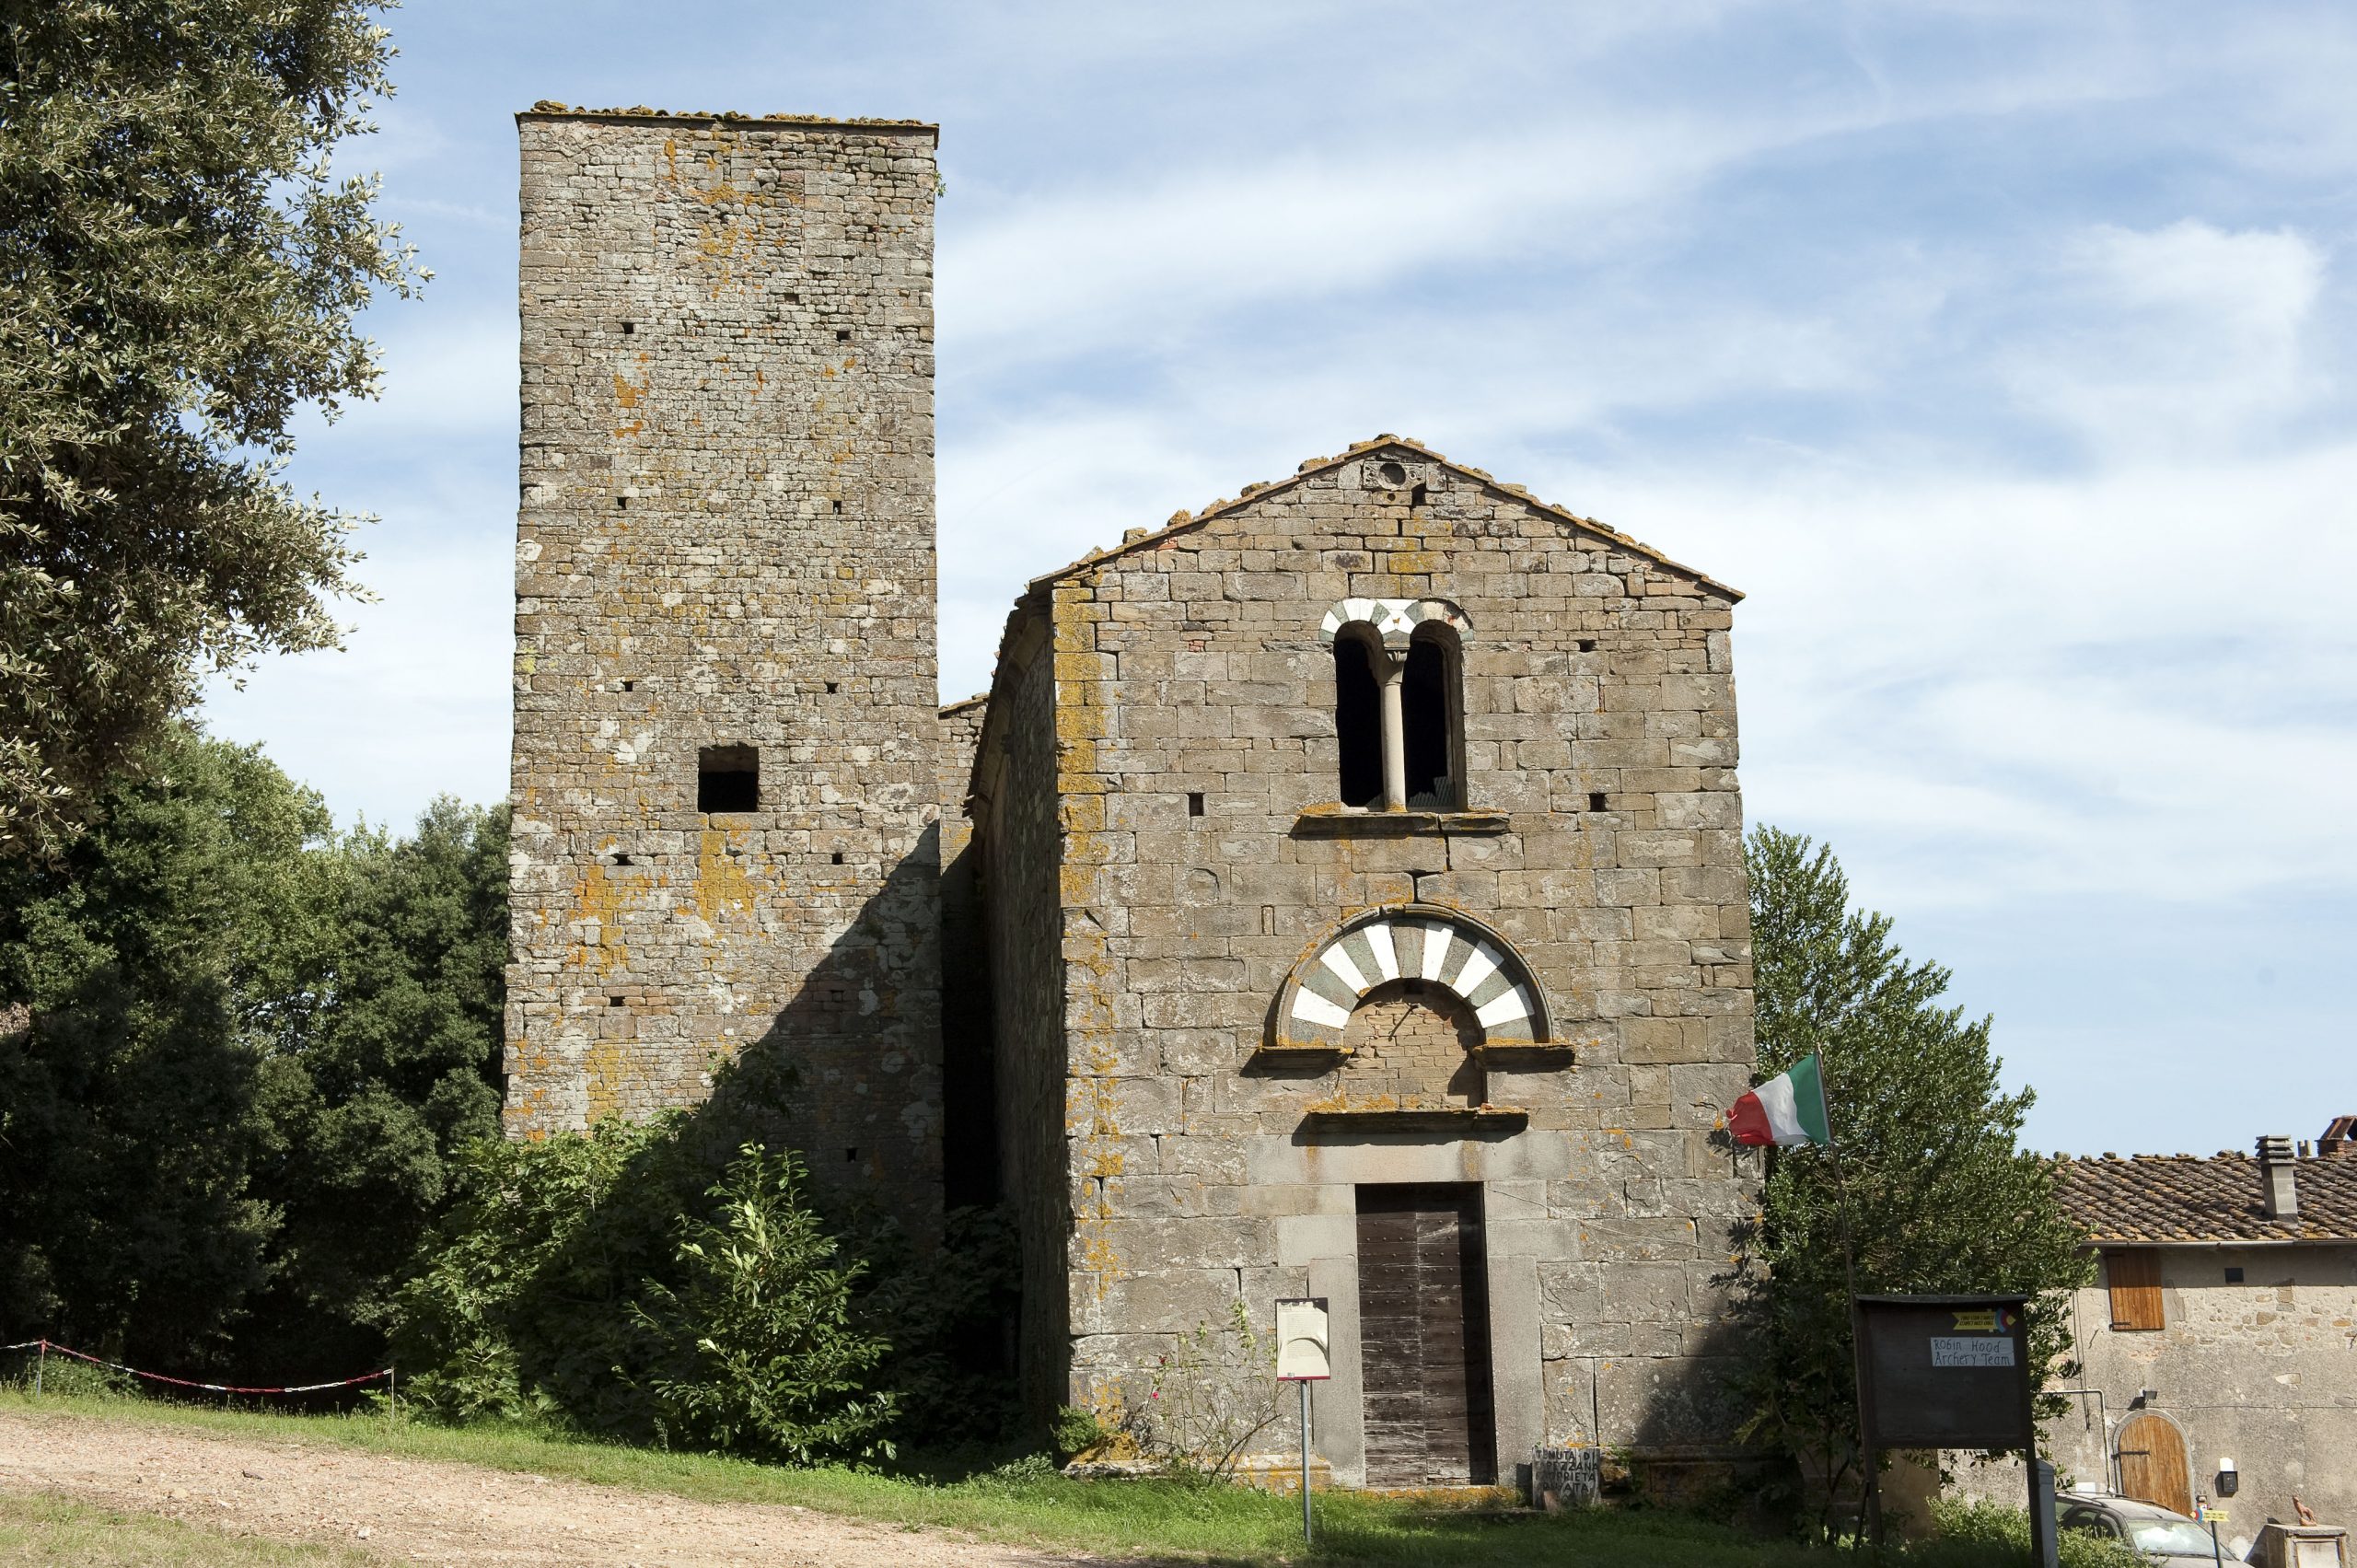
[2004, 220, 2327, 456]
[938, 109, 1811, 366]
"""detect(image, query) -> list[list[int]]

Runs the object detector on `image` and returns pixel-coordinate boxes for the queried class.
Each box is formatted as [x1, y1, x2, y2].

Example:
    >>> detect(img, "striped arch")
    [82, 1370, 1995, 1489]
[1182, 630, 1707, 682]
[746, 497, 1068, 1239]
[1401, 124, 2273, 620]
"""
[1273, 906, 1547, 1052]
[1316, 598, 1469, 652]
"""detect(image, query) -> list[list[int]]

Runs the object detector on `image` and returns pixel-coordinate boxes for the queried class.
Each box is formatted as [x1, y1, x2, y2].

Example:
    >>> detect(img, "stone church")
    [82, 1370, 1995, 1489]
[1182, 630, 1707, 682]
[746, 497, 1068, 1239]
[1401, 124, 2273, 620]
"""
[505, 105, 1760, 1490]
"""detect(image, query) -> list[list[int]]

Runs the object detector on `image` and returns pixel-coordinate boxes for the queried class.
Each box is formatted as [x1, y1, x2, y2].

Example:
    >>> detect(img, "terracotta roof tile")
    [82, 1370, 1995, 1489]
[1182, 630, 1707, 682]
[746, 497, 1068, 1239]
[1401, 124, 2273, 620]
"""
[2056, 1152, 2357, 1244]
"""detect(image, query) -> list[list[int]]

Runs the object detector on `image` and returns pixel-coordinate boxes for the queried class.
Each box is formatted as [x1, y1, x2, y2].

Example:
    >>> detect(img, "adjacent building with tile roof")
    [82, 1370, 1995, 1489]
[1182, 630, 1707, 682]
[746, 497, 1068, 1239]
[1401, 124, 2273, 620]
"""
[2018, 1133, 2357, 1541]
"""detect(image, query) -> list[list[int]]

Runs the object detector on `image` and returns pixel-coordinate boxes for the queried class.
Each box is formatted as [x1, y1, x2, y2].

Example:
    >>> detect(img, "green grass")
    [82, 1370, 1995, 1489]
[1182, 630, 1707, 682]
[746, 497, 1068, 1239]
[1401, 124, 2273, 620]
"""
[0, 1390, 2131, 1566]
[0, 1492, 369, 1566]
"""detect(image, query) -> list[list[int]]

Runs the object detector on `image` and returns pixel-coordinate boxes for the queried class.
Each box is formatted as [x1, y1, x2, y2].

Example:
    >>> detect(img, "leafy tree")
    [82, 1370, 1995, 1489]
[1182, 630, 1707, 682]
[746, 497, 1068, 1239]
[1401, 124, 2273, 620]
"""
[0, 0, 424, 858]
[245, 796, 509, 1375]
[0, 726, 505, 1375]
[0, 726, 331, 1362]
[1733, 827, 2091, 1520]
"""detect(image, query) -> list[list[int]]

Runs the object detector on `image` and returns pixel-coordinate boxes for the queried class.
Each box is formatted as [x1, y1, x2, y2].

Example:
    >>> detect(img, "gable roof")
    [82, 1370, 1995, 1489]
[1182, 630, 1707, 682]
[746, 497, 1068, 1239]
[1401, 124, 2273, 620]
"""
[2057, 1153, 2357, 1245]
[1022, 434, 1743, 601]
[962, 435, 1741, 811]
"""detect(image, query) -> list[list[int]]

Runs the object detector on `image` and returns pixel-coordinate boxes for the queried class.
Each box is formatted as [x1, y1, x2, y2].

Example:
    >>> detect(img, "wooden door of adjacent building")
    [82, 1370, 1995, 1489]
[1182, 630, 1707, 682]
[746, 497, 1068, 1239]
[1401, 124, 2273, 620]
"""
[2117, 1411, 2192, 1516]
[1355, 1183, 1497, 1486]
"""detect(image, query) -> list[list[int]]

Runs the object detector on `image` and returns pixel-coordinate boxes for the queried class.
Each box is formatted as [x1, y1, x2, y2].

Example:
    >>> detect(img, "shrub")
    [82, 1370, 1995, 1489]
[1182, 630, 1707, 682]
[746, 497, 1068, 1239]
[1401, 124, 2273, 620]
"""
[1139, 1301, 1285, 1482]
[627, 1144, 895, 1463]
[1913, 1498, 2147, 1568]
[389, 1109, 1016, 1462]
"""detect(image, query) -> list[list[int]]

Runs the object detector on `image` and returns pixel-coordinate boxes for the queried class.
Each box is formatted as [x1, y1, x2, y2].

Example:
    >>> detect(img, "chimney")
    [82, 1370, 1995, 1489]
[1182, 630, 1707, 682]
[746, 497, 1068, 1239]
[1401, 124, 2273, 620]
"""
[2319, 1116, 2357, 1157]
[2257, 1135, 2298, 1219]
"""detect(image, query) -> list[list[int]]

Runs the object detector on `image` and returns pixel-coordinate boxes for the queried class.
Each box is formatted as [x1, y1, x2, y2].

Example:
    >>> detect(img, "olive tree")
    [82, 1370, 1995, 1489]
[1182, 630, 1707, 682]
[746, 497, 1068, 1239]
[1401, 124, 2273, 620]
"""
[0, 0, 424, 857]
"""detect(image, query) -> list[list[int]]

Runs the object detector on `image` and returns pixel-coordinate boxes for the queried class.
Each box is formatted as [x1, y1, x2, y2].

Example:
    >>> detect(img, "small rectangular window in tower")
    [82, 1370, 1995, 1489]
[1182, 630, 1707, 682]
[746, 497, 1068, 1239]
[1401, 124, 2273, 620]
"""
[836, 328, 851, 343]
[825, 681, 838, 694]
[2223, 1266, 2245, 1283]
[1577, 639, 1596, 653]
[1187, 792, 1205, 818]
[697, 746, 760, 813]
[620, 320, 634, 335]
[1588, 791, 1608, 813]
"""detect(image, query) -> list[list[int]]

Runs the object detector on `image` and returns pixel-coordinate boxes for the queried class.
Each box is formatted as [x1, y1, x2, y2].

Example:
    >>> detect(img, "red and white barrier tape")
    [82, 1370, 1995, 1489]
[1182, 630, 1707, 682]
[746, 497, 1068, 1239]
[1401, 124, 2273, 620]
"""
[3, 1338, 390, 1396]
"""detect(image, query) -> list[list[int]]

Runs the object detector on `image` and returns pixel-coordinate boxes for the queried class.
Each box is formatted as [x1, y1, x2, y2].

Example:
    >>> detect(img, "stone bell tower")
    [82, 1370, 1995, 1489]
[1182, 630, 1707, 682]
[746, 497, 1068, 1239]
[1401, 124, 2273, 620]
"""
[504, 104, 943, 1221]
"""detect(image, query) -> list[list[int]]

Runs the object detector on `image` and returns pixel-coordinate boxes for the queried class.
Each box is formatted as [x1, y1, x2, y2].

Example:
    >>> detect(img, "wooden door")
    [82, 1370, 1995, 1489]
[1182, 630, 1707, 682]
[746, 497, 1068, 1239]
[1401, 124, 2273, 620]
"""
[2117, 1411, 2192, 1516]
[1355, 1183, 1497, 1486]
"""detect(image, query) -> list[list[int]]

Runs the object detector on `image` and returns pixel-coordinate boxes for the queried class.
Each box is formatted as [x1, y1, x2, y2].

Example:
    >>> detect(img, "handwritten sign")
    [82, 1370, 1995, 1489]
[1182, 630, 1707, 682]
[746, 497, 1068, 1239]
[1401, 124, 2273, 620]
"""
[1932, 1336, 2017, 1367]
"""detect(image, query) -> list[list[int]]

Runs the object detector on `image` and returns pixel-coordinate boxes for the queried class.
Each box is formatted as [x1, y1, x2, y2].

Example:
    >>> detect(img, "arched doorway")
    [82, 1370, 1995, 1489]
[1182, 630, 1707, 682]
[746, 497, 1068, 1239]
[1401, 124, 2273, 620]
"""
[2116, 1411, 2192, 1516]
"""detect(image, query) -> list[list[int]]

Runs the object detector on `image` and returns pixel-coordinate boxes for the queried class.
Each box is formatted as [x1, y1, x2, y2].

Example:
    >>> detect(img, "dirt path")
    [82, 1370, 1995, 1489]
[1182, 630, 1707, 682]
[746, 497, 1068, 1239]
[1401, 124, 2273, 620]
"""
[0, 1410, 1092, 1567]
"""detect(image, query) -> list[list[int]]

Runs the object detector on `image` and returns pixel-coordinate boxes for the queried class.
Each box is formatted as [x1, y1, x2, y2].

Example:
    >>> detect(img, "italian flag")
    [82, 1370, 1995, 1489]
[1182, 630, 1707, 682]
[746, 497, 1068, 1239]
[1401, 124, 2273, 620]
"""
[1726, 1053, 1832, 1147]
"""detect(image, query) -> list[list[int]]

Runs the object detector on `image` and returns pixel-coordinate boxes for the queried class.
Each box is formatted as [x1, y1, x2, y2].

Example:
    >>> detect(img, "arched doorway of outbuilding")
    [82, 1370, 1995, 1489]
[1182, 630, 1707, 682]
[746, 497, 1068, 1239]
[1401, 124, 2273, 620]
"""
[2116, 1410, 2193, 1516]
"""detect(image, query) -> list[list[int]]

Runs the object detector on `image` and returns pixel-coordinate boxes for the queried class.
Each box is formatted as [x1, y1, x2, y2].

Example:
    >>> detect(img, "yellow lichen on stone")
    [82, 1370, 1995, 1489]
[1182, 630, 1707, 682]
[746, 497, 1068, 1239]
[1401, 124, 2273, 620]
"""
[694, 828, 755, 923]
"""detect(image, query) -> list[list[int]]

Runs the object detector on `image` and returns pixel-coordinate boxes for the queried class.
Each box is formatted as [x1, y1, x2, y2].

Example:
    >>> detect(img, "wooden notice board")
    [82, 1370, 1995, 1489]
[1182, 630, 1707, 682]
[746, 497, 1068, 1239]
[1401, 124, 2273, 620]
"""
[1854, 1294, 2037, 1454]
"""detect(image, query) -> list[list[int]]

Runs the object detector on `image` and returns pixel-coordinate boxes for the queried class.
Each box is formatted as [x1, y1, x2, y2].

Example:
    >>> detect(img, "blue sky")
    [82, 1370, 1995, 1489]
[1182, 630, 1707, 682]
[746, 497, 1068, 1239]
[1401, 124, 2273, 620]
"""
[204, 0, 2357, 1157]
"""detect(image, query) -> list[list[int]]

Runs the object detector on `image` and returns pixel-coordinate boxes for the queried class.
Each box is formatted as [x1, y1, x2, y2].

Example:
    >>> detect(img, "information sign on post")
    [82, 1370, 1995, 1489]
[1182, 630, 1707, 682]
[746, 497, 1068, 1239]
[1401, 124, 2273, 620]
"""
[1854, 1295, 2035, 1452]
[1856, 1295, 2049, 1565]
[1274, 1297, 1329, 1546]
[1275, 1297, 1330, 1383]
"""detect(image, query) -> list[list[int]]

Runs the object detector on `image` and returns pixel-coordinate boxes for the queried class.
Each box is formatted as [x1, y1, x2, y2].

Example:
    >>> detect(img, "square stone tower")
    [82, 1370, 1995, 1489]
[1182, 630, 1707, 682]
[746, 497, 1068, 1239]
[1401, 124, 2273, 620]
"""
[505, 106, 942, 1219]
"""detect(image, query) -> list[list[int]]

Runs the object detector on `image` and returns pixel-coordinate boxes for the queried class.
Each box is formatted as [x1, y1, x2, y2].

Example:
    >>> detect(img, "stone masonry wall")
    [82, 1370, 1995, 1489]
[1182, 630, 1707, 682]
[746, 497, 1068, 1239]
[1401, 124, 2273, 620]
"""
[976, 440, 1759, 1474]
[505, 110, 943, 1222]
[974, 636, 1074, 1421]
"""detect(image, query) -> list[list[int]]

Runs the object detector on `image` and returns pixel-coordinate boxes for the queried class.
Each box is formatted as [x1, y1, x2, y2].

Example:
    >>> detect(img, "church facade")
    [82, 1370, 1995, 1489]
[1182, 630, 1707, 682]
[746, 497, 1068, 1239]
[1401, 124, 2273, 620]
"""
[505, 105, 1761, 1489]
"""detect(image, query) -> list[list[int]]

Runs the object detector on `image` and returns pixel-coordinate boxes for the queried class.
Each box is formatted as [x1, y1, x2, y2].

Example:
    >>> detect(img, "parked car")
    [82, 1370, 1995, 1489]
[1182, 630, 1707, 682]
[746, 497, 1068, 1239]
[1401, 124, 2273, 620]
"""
[2060, 1492, 2233, 1564]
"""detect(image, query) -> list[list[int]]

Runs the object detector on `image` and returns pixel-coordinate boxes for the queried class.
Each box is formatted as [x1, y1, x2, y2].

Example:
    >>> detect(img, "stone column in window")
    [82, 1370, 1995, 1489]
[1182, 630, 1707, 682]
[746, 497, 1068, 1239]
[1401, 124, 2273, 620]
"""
[1378, 648, 1408, 810]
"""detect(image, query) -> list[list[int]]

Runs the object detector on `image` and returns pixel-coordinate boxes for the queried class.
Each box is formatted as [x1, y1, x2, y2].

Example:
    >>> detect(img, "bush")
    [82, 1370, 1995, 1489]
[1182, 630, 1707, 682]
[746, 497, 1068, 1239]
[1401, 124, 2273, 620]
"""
[390, 1109, 1017, 1463]
[1138, 1301, 1285, 1482]
[627, 1144, 894, 1463]
[1913, 1499, 2147, 1568]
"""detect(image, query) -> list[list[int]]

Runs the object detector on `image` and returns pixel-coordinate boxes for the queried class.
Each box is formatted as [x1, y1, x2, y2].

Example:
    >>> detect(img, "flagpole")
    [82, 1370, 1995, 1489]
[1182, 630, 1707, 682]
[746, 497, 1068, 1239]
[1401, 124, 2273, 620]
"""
[1810, 1047, 1881, 1551]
